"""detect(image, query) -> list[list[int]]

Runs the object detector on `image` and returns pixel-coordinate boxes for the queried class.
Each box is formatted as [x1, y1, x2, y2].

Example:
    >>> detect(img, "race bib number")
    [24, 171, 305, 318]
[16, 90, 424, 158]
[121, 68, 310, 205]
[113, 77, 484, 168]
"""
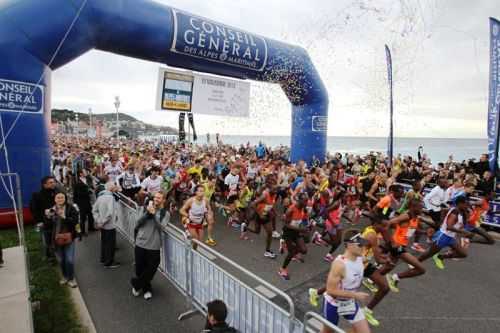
[337, 299, 356, 316]
[406, 228, 416, 238]
[263, 204, 273, 214]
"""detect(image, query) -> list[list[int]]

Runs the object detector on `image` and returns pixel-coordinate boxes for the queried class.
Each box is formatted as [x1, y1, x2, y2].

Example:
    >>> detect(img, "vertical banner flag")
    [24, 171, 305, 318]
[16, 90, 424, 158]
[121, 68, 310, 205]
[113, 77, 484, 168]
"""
[179, 112, 186, 142]
[187, 113, 197, 141]
[488, 17, 500, 172]
[385, 45, 394, 167]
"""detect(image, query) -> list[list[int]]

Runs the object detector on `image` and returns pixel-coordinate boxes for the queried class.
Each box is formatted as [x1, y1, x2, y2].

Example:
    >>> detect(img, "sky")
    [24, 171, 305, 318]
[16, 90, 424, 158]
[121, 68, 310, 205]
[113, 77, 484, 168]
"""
[52, 0, 500, 138]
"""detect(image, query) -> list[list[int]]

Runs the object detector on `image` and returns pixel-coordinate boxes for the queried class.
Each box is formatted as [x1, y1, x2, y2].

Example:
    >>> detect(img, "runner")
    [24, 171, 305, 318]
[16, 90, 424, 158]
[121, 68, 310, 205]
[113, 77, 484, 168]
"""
[179, 185, 214, 250]
[466, 190, 495, 245]
[278, 193, 309, 280]
[321, 229, 371, 333]
[418, 194, 473, 269]
[246, 176, 279, 259]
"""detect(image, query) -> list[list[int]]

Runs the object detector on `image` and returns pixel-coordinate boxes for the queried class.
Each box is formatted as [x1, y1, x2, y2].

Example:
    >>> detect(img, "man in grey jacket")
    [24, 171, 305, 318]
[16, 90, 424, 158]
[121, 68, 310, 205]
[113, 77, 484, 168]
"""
[92, 182, 120, 268]
[131, 191, 169, 300]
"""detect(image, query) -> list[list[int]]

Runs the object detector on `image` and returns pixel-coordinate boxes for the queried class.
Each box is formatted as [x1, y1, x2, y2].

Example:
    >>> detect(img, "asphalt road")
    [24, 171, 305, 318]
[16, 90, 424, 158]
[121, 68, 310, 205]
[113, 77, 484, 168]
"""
[75, 211, 500, 333]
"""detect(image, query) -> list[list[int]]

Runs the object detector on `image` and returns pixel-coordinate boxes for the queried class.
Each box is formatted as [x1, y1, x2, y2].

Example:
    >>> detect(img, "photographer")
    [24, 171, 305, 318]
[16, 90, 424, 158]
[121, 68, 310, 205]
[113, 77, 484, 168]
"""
[30, 176, 57, 259]
[45, 192, 80, 287]
[131, 191, 169, 300]
[202, 300, 237, 333]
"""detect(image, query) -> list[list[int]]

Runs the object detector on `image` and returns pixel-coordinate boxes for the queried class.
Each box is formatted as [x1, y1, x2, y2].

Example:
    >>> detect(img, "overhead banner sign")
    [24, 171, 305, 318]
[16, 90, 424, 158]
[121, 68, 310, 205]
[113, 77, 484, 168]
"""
[156, 70, 194, 111]
[487, 17, 500, 171]
[191, 73, 250, 117]
[156, 68, 250, 117]
[170, 9, 268, 72]
[0, 79, 43, 113]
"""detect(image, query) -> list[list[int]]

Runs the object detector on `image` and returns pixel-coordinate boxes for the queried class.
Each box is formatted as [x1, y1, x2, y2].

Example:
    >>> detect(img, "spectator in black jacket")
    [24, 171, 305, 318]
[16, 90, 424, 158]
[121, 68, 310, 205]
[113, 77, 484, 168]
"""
[30, 176, 57, 259]
[473, 154, 490, 177]
[203, 300, 237, 333]
[73, 169, 95, 235]
[476, 171, 494, 194]
[45, 191, 81, 287]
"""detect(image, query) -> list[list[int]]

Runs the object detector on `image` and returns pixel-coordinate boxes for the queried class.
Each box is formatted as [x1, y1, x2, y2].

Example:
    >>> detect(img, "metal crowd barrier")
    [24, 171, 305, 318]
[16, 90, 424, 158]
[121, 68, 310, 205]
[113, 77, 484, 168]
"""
[111, 194, 345, 333]
[302, 312, 346, 333]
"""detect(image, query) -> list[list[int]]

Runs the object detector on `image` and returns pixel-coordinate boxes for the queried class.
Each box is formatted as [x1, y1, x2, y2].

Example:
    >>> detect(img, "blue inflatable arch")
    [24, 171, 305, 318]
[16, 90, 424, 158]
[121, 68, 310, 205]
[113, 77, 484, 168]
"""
[0, 0, 328, 222]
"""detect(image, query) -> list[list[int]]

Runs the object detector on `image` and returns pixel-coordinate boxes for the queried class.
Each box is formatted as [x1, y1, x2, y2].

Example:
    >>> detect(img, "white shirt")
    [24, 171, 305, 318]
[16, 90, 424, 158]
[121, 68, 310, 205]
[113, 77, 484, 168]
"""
[424, 185, 446, 212]
[141, 175, 163, 193]
[104, 164, 122, 182]
[224, 173, 239, 191]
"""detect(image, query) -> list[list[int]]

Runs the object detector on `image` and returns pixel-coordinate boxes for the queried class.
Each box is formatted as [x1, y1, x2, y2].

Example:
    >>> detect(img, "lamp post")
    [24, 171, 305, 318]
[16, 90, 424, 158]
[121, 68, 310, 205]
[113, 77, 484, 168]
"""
[114, 96, 120, 141]
[88, 107, 92, 137]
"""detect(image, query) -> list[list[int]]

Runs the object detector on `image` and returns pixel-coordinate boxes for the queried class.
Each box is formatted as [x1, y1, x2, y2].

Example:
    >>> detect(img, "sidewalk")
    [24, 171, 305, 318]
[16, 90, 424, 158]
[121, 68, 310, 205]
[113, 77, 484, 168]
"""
[74, 231, 204, 333]
[0, 246, 33, 333]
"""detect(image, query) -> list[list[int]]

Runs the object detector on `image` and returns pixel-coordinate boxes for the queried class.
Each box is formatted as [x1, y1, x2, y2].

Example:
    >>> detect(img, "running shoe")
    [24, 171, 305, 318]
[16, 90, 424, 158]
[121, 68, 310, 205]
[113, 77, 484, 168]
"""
[67, 280, 78, 288]
[144, 291, 152, 300]
[279, 238, 285, 254]
[312, 231, 328, 246]
[308, 288, 319, 307]
[386, 273, 400, 293]
[292, 253, 304, 263]
[432, 253, 445, 269]
[231, 222, 240, 229]
[132, 287, 140, 297]
[205, 238, 217, 247]
[411, 243, 426, 253]
[363, 307, 380, 327]
[278, 268, 290, 280]
[264, 251, 277, 259]
[362, 278, 379, 293]
[323, 253, 334, 262]
[272, 231, 281, 239]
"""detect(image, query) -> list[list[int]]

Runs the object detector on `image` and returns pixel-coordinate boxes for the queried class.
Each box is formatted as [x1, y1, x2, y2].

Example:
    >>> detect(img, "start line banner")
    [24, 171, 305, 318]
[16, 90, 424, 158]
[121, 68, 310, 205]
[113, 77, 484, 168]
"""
[156, 67, 250, 117]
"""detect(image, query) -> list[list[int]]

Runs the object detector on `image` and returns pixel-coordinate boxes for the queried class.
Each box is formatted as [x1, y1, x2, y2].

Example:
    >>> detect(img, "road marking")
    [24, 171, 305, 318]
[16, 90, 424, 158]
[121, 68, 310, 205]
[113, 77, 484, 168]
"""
[255, 285, 276, 299]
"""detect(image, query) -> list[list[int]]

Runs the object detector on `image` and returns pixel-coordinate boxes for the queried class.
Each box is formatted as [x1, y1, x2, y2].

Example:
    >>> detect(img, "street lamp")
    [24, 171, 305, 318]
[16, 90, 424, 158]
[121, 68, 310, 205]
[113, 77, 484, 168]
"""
[88, 107, 92, 137]
[114, 96, 120, 140]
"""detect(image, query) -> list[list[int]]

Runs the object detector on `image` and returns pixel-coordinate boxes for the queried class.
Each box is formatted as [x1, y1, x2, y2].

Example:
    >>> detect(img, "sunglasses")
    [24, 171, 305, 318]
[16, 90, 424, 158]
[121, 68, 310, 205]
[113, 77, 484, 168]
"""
[345, 233, 369, 246]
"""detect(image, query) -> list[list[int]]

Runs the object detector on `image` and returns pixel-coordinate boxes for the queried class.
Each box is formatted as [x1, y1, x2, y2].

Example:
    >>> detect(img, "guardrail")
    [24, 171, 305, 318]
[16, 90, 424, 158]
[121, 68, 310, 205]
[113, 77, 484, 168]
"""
[111, 194, 344, 333]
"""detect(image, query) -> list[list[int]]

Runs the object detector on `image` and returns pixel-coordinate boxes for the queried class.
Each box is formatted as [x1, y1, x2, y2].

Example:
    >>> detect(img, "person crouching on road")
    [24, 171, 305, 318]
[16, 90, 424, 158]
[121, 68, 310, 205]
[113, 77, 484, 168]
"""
[131, 191, 169, 300]
[92, 182, 120, 268]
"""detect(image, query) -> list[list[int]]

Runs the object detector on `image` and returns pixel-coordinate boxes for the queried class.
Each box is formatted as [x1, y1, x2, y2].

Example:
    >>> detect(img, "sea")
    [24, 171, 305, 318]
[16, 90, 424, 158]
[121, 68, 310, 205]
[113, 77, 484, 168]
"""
[196, 135, 488, 165]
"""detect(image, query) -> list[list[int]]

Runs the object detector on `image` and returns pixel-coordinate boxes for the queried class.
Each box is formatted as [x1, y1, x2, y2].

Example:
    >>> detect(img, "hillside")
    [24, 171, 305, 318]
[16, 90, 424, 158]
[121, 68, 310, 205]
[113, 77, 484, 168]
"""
[51, 108, 177, 135]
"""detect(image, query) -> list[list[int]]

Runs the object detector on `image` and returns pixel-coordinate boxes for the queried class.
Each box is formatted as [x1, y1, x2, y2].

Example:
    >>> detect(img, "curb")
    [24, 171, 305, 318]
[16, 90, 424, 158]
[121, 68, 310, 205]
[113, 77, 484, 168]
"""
[70, 282, 97, 333]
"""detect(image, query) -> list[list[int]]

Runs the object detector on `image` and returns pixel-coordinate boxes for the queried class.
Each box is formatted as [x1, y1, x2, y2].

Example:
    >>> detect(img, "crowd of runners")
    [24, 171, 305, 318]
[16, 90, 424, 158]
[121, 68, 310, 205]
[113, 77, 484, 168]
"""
[50, 135, 498, 333]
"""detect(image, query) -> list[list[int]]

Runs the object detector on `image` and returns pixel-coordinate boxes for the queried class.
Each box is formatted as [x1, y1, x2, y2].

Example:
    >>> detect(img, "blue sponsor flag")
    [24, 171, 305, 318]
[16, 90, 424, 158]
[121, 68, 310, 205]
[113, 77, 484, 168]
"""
[385, 45, 394, 167]
[488, 18, 500, 172]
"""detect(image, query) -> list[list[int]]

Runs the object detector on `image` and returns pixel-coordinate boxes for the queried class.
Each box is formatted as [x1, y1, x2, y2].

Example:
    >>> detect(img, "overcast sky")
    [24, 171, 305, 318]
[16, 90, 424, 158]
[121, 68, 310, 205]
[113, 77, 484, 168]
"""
[52, 0, 500, 138]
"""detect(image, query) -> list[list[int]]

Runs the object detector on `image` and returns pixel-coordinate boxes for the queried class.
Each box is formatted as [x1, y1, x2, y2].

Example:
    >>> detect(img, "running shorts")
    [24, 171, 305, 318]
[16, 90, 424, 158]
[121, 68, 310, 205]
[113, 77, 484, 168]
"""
[187, 223, 203, 230]
[323, 298, 365, 326]
[432, 231, 456, 249]
[363, 263, 378, 278]
[389, 245, 406, 257]
[256, 214, 271, 225]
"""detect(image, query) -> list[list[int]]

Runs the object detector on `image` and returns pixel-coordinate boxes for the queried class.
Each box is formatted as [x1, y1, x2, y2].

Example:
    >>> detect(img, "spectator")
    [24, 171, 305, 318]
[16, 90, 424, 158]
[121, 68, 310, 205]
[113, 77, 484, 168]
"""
[30, 176, 57, 259]
[131, 191, 169, 300]
[476, 171, 494, 194]
[45, 191, 80, 287]
[73, 168, 95, 235]
[203, 299, 238, 333]
[92, 182, 120, 268]
[473, 154, 490, 177]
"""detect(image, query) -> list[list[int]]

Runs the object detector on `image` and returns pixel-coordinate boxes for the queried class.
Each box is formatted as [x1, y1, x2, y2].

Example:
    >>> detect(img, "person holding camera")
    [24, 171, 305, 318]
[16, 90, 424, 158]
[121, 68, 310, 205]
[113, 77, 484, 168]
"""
[45, 192, 81, 287]
[30, 176, 58, 259]
[202, 300, 238, 333]
[131, 191, 169, 300]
